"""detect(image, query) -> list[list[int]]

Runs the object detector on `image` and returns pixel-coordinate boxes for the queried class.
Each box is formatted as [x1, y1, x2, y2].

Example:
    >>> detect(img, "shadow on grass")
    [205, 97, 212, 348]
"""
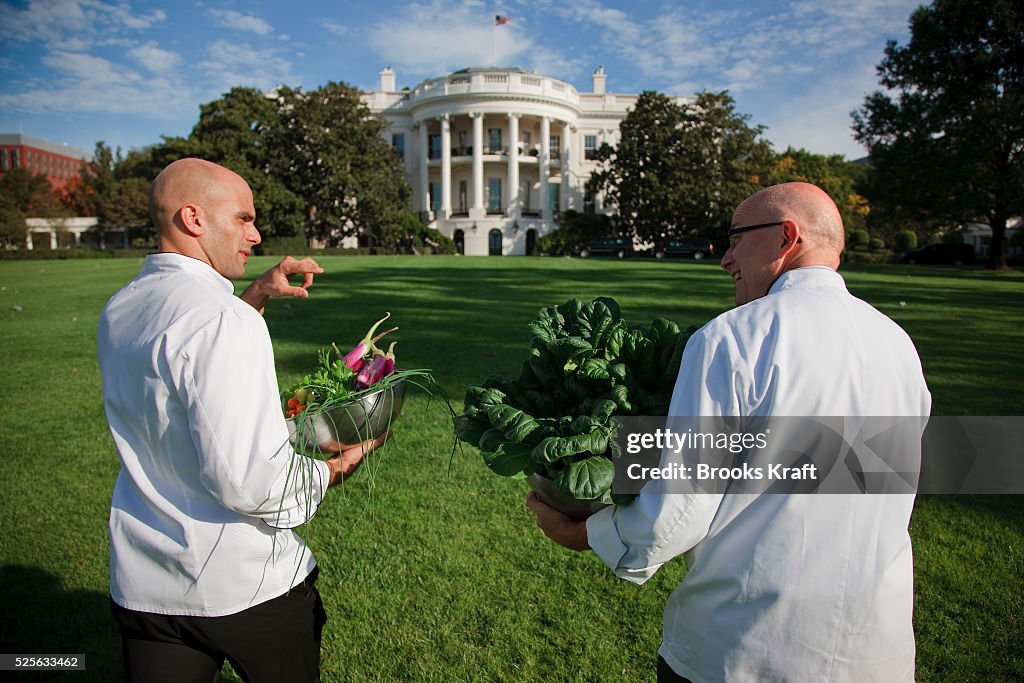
[0, 565, 121, 682]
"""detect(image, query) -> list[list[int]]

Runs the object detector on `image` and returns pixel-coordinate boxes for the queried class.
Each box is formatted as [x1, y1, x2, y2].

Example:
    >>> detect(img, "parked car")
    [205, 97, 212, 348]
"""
[899, 243, 976, 265]
[576, 236, 634, 258]
[655, 237, 715, 260]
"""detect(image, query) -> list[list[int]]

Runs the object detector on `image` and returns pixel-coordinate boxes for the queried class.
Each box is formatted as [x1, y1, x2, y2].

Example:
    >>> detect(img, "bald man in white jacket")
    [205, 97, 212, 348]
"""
[528, 182, 931, 683]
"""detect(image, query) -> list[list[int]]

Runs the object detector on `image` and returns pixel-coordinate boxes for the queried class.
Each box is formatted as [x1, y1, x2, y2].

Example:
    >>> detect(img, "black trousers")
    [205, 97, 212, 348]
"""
[657, 655, 694, 683]
[111, 568, 327, 683]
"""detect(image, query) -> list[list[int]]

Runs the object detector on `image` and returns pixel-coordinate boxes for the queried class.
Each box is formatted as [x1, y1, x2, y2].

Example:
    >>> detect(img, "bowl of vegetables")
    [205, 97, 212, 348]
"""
[288, 379, 407, 453]
[284, 312, 442, 455]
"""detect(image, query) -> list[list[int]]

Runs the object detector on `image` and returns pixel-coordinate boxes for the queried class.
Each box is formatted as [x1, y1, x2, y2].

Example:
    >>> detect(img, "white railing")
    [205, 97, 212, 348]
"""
[400, 70, 581, 108]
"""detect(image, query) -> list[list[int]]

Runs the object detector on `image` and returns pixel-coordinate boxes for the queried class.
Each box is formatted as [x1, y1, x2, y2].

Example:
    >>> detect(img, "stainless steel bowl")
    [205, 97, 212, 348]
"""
[288, 379, 406, 453]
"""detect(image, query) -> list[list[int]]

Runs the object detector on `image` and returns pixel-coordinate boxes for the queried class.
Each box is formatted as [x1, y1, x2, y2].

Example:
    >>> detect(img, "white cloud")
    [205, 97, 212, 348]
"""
[128, 42, 183, 74]
[0, 0, 166, 45]
[199, 40, 297, 92]
[322, 19, 348, 37]
[365, 0, 576, 81]
[208, 9, 273, 36]
[0, 0, 90, 44]
[0, 50, 189, 119]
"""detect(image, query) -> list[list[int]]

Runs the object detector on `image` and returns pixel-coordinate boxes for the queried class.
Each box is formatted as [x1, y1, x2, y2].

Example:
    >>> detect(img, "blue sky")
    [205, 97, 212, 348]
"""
[0, 0, 922, 160]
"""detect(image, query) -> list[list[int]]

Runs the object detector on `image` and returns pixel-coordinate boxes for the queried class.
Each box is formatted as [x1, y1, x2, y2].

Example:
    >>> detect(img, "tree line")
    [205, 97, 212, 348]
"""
[1, 0, 1019, 267]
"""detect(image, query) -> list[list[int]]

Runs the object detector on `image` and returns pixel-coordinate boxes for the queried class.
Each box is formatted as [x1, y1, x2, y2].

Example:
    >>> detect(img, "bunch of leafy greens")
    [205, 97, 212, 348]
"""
[456, 297, 692, 505]
[284, 348, 359, 406]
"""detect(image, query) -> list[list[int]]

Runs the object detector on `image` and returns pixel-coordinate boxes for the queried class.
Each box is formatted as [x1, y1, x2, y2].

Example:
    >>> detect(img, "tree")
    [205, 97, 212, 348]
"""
[676, 91, 774, 244]
[767, 148, 870, 237]
[852, 0, 1024, 269]
[267, 81, 410, 246]
[0, 168, 66, 247]
[587, 91, 689, 242]
[589, 91, 773, 245]
[64, 142, 152, 243]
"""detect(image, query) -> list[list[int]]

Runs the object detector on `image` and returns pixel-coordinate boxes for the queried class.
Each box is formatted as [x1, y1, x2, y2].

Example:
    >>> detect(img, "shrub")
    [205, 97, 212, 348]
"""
[259, 234, 311, 256]
[894, 230, 918, 252]
[849, 229, 871, 250]
[870, 237, 886, 251]
[0, 248, 115, 260]
[843, 250, 897, 264]
[536, 210, 613, 256]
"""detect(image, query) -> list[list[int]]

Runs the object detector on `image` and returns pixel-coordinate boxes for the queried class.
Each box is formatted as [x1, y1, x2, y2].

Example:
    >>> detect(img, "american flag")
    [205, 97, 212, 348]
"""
[495, 15, 511, 25]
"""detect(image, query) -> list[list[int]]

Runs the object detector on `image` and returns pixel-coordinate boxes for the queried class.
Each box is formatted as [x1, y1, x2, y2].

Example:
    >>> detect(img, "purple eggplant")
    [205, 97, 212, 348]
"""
[383, 342, 397, 377]
[339, 312, 398, 371]
[355, 351, 388, 389]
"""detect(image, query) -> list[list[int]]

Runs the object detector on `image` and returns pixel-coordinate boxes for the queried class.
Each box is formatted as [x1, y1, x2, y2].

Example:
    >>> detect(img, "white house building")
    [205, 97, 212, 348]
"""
[362, 66, 690, 255]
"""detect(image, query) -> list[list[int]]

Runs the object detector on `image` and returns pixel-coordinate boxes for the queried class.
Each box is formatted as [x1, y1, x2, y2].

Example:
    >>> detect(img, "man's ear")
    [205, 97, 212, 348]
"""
[779, 220, 801, 255]
[177, 203, 204, 237]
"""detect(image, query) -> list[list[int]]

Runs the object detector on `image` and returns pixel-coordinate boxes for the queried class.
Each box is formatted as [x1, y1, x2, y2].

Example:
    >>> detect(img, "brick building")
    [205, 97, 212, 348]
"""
[0, 133, 91, 191]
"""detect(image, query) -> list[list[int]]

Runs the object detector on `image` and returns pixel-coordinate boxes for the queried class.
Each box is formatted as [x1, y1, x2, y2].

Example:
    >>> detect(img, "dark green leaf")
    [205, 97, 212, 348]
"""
[554, 457, 614, 501]
[532, 430, 608, 463]
[484, 403, 541, 443]
[481, 440, 538, 479]
[454, 415, 490, 447]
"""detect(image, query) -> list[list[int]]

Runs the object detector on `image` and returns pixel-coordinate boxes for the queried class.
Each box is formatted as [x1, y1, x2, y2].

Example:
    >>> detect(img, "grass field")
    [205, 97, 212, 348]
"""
[0, 255, 1021, 682]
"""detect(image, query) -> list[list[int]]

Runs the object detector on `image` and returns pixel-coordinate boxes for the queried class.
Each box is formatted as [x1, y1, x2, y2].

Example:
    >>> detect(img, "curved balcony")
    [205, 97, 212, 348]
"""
[407, 68, 581, 110]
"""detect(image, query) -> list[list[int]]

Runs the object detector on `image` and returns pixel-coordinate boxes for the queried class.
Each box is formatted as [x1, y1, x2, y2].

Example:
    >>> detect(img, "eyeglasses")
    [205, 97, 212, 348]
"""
[727, 221, 784, 237]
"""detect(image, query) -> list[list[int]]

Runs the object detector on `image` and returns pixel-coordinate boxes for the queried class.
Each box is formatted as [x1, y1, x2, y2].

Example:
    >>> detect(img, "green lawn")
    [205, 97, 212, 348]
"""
[0, 256, 1021, 681]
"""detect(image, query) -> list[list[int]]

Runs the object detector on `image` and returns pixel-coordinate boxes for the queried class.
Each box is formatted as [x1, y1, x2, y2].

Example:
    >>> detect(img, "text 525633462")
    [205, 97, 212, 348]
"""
[0, 655, 85, 670]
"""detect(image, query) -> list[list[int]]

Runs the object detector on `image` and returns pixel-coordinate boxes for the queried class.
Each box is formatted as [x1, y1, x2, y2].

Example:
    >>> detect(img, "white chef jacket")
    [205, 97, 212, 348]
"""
[588, 267, 931, 682]
[98, 253, 330, 617]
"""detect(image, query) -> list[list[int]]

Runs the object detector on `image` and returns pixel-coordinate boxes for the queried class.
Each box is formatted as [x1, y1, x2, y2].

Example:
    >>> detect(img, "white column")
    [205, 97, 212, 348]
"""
[49, 230, 57, 249]
[540, 115, 551, 221]
[507, 113, 519, 216]
[440, 115, 452, 219]
[418, 122, 430, 215]
[25, 230, 34, 250]
[560, 122, 571, 213]
[471, 112, 484, 218]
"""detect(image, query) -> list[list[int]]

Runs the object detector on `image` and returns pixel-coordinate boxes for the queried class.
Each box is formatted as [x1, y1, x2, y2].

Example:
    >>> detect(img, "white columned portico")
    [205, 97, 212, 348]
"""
[507, 113, 520, 216]
[417, 123, 429, 215]
[540, 115, 551, 221]
[470, 112, 485, 219]
[440, 115, 452, 219]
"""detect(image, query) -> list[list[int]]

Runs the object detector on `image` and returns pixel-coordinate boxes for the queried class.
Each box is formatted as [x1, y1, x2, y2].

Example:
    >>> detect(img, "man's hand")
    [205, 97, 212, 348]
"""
[526, 492, 591, 551]
[240, 256, 325, 314]
[326, 432, 390, 487]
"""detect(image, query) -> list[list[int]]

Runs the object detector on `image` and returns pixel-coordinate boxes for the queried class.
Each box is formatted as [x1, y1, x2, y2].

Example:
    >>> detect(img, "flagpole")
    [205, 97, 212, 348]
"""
[491, 21, 496, 67]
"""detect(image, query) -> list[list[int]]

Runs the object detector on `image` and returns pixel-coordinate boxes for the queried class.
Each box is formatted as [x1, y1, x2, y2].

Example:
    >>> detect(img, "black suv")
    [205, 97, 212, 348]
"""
[655, 237, 715, 260]
[576, 236, 634, 259]
[899, 243, 976, 265]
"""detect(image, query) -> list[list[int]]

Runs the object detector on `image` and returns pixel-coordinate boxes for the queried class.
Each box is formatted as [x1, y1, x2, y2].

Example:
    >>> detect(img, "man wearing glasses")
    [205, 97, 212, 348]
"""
[528, 182, 931, 682]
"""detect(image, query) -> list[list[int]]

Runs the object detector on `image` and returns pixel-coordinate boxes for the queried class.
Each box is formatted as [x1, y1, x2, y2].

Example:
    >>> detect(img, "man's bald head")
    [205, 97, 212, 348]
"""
[722, 182, 846, 305]
[735, 182, 845, 254]
[149, 158, 249, 237]
[149, 158, 260, 279]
